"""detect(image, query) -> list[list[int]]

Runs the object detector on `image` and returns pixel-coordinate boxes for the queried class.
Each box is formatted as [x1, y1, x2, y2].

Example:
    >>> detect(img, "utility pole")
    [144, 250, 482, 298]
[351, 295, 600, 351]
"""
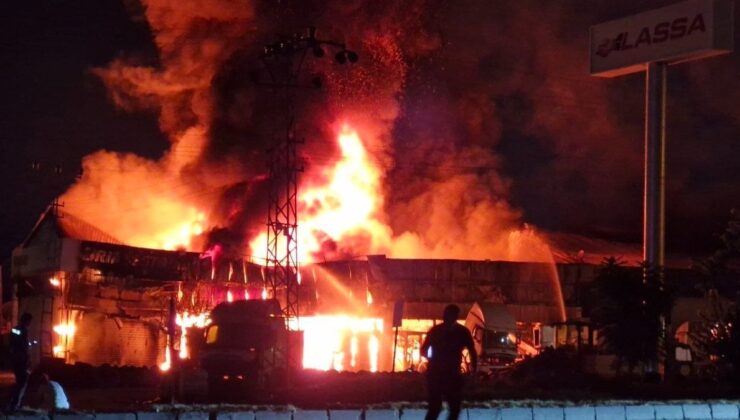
[30, 161, 69, 218]
[260, 27, 357, 369]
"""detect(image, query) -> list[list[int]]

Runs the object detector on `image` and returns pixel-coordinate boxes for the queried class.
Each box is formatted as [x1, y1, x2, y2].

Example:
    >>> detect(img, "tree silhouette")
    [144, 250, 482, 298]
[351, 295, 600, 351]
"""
[688, 289, 738, 380]
[589, 257, 673, 375]
[691, 209, 740, 381]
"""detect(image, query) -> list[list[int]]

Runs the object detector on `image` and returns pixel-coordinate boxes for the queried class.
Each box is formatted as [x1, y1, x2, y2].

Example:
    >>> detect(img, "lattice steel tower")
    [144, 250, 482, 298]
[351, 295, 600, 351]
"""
[261, 28, 358, 331]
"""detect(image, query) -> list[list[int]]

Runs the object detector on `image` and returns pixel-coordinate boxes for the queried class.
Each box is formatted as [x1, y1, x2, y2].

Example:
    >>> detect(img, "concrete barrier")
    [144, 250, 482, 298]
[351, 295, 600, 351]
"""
[215, 412, 255, 420]
[711, 405, 739, 420]
[564, 406, 596, 420]
[254, 411, 292, 420]
[364, 409, 398, 420]
[5, 414, 50, 420]
[534, 407, 565, 420]
[654, 405, 684, 420]
[399, 408, 427, 420]
[595, 405, 625, 420]
[682, 405, 712, 420]
[93, 414, 136, 420]
[625, 405, 655, 420]
[136, 413, 177, 420]
[468, 407, 497, 420]
[293, 410, 326, 420]
[176, 412, 209, 420]
[328, 410, 361, 420]
[502, 408, 534, 420]
[3, 401, 740, 420]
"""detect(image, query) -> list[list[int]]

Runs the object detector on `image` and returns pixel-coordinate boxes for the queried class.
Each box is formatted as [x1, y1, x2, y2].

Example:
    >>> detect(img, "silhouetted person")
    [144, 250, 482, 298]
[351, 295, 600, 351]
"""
[421, 304, 477, 420]
[37, 373, 70, 412]
[5, 313, 33, 412]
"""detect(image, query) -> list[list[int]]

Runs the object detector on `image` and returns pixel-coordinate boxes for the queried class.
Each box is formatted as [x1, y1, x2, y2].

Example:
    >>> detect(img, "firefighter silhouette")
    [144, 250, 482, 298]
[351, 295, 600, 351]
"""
[5, 313, 34, 412]
[421, 305, 477, 420]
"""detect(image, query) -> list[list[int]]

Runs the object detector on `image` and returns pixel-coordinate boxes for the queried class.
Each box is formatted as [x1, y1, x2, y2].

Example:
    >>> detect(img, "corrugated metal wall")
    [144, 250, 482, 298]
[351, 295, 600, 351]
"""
[71, 312, 161, 367]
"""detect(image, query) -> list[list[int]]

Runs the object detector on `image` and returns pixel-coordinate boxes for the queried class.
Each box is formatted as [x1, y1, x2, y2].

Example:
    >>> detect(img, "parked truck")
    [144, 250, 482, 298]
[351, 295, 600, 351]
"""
[464, 302, 518, 375]
[199, 299, 301, 400]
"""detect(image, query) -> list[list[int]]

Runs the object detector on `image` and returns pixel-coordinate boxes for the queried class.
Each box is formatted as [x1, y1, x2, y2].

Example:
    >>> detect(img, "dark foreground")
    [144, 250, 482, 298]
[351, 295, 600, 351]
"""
[2, 366, 740, 412]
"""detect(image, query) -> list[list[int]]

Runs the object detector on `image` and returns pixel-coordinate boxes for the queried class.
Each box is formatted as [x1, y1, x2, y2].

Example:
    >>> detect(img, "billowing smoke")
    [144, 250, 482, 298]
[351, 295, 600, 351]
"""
[59, 0, 566, 263]
[62, 0, 258, 253]
[60, 0, 738, 263]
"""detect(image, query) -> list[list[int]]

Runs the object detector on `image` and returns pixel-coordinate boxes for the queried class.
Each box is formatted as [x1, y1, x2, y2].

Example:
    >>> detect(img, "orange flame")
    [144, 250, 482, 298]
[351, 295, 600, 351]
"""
[249, 124, 391, 263]
[248, 122, 558, 267]
[159, 347, 171, 372]
[53, 323, 76, 337]
[53, 321, 76, 361]
[176, 311, 211, 359]
[296, 315, 383, 372]
[53, 345, 64, 358]
[58, 0, 561, 271]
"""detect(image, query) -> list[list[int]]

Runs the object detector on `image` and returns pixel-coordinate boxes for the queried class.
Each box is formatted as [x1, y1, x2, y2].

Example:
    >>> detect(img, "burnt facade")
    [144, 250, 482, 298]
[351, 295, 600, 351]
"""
[11, 209, 594, 370]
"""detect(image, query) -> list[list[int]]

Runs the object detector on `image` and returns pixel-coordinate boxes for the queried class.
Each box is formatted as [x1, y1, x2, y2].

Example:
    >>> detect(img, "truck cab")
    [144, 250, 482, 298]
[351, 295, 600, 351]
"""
[464, 302, 517, 374]
[200, 299, 287, 398]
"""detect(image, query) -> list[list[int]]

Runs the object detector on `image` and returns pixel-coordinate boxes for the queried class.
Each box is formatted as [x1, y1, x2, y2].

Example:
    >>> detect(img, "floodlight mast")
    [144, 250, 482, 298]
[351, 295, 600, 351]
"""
[260, 27, 357, 370]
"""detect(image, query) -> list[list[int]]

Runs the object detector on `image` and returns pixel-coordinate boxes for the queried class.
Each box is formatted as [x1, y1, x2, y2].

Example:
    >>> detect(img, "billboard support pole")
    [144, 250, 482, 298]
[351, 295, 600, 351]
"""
[592, 0, 734, 381]
[644, 61, 667, 276]
[644, 61, 668, 375]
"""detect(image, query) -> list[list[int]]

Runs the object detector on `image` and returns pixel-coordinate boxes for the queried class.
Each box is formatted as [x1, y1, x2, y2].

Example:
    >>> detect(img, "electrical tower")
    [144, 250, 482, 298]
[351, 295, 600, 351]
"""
[265, 121, 301, 322]
[260, 28, 357, 362]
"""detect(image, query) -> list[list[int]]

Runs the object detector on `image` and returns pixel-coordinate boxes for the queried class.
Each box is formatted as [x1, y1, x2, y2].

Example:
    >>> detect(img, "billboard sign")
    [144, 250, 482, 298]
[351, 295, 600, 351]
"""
[590, 0, 733, 77]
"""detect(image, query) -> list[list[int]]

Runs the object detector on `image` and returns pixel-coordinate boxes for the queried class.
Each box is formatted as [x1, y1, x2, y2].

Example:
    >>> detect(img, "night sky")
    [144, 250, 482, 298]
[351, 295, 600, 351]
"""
[1, 0, 739, 269]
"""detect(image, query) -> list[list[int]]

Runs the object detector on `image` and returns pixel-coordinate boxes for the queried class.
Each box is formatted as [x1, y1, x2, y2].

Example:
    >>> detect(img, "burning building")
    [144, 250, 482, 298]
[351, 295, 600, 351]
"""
[8, 0, 677, 376]
[11, 206, 594, 373]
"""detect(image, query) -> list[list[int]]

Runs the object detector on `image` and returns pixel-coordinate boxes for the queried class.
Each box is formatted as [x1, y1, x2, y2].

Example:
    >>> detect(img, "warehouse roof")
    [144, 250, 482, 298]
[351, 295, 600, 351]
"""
[22, 206, 123, 247]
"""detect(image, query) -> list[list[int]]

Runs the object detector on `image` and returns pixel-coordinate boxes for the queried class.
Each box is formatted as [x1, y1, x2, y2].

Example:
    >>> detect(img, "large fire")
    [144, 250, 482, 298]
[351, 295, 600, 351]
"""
[162, 302, 384, 372]
[239, 120, 556, 271]
[59, 0, 562, 268]
[71, 120, 564, 372]
[249, 124, 391, 263]
[57, 0, 570, 374]
[296, 315, 384, 372]
[63, 119, 557, 265]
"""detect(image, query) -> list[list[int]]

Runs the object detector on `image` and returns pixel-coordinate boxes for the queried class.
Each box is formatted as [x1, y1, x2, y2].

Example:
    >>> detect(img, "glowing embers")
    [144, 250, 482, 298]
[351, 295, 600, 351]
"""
[297, 315, 383, 372]
[49, 277, 61, 287]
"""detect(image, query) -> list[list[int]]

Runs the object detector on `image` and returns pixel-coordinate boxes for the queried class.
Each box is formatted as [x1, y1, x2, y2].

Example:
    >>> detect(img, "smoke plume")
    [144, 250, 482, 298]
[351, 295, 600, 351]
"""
[60, 0, 739, 263]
